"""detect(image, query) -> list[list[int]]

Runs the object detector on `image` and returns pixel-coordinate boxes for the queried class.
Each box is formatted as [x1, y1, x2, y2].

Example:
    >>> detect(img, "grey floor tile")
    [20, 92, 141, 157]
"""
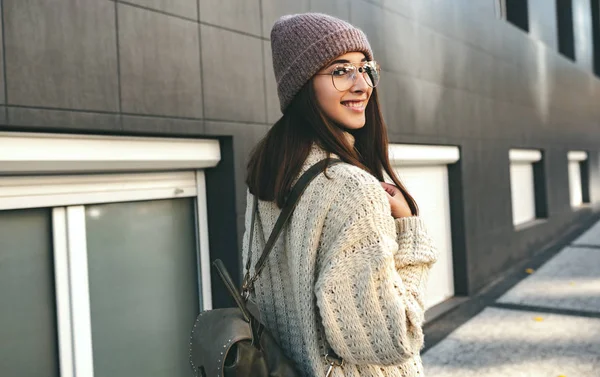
[422, 307, 600, 377]
[497, 246, 600, 313]
[572, 219, 600, 246]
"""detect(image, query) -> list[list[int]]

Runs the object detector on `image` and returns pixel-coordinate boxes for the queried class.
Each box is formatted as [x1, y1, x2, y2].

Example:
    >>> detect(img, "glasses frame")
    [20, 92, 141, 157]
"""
[314, 60, 381, 92]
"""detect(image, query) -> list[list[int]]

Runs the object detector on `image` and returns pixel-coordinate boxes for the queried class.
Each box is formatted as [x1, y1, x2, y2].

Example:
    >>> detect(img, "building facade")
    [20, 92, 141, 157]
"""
[1, 0, 599, 376]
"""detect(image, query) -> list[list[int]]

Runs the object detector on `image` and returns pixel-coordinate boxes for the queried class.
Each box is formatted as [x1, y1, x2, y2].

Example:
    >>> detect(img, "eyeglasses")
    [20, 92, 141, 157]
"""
[315, 61, 381, 91]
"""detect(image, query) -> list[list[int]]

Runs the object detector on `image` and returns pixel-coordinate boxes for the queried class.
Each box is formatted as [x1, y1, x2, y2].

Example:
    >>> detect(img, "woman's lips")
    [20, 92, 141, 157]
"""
[341, 100, 366, 112]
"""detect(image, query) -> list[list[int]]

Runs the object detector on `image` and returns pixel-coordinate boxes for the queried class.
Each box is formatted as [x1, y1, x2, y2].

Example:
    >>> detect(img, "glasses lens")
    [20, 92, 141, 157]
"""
[330, 62, 380, 91]
[331, 65, 355, 91]
[363, 61, 380, 88]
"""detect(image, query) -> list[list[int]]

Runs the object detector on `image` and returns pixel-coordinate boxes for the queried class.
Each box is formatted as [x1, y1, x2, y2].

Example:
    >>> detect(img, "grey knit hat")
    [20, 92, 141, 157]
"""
[271, 13, 373, 112]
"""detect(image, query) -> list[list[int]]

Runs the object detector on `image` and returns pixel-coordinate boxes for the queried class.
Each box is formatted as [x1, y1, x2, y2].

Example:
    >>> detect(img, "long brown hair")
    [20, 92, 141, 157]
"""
[246, 79, 418, 215]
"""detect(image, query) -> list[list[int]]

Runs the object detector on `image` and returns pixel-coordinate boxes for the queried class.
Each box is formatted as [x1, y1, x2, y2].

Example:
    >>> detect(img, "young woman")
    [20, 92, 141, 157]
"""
[243, 13, 438, 377]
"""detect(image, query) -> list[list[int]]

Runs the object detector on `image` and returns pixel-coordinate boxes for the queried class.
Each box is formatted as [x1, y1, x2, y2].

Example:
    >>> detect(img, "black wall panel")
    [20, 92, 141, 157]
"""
[1, 0, 599, 296]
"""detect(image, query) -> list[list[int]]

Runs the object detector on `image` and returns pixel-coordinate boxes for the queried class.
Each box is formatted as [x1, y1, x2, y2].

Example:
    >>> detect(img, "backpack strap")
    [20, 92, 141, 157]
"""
[241, 195, 259, 298]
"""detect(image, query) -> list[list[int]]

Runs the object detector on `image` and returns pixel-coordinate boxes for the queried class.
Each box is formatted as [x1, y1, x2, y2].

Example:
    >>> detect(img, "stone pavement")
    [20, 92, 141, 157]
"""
[422, 219, 600, 377]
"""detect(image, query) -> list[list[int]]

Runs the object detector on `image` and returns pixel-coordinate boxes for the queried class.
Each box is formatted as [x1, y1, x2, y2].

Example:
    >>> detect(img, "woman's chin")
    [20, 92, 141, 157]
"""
[332, 115, 365, 130]
[340, 121, 366, 130]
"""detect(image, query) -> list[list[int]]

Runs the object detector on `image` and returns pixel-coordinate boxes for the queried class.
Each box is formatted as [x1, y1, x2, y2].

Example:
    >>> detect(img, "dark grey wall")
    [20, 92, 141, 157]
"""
[1, 0, 599, 295]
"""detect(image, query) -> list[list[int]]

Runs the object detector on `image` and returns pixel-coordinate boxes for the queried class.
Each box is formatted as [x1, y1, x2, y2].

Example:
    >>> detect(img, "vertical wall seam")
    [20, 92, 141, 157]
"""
[197, 0, 206, 130]
[1, 0, 10, 123]
[114, 1, 124, 130]
[259, 0, 269, 124]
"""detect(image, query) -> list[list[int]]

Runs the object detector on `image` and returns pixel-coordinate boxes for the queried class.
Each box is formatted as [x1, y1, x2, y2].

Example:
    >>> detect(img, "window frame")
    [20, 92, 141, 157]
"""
[0, 131, 220, 377]
[509, 149, 545, 228]
[388, 144, 462, 312]
[556, 0, 576, 60]
[505, 0, 530, 33]
[567, 150, 589, 208]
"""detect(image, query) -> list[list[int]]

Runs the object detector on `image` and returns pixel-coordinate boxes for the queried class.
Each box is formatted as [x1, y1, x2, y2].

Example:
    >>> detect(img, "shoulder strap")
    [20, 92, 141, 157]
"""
[242, 158, 342, 294]
[242, 195, 259, 292]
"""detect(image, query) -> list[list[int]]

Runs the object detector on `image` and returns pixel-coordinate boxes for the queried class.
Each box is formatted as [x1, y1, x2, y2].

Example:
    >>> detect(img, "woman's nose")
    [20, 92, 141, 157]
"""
[351, 71, 369, 92]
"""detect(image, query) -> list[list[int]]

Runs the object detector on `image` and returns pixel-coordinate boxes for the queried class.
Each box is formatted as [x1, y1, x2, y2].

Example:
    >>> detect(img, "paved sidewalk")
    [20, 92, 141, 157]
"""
[422, 220, 600, 377]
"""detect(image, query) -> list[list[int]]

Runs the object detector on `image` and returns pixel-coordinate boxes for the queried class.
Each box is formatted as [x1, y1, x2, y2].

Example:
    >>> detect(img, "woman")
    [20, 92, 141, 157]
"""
[243, 13, 438, 377]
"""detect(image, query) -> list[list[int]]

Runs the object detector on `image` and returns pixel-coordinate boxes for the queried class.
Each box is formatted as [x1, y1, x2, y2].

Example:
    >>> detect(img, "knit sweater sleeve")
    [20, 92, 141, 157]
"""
[314, 179, 437, 366]
[394, 217, 438, 309]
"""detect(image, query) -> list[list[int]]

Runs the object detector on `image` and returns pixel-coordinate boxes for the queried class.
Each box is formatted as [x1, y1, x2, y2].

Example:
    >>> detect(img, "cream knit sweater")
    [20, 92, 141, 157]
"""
[242, 144, 438, 377]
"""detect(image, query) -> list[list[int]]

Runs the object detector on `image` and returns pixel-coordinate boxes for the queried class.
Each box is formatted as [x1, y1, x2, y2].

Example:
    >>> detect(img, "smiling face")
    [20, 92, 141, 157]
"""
[312, 52, 374, 130]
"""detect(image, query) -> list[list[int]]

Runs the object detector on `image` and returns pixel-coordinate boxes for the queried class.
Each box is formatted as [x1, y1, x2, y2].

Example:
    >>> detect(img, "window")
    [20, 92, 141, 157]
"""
[506, 0, 530, 32]
[592, 0, 600, 76]
[567, 151, 590, 207]
[0, 132, 220, 377]
[509, 149, 547, 227]
[389, 144, 460, 309]
[556, 0, 576, 60]
[0, 208, 59, 376]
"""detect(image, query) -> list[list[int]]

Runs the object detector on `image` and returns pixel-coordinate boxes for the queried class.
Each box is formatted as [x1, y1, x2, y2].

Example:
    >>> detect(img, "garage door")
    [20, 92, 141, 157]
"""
[389, 144, 460, 309]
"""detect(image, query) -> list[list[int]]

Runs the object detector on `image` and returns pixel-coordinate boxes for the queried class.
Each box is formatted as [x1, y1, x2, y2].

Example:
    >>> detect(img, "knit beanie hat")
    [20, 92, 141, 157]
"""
[271, 13, 373, 112]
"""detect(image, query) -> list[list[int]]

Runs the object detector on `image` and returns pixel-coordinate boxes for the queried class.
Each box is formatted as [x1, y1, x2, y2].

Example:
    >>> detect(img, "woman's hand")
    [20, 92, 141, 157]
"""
[380, 182, 413, 218]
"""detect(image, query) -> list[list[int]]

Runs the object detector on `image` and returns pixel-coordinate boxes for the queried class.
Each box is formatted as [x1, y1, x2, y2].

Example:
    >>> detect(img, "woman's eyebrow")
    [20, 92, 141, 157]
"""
[328, 59, 350, 66]
[327, 57, 368, 67]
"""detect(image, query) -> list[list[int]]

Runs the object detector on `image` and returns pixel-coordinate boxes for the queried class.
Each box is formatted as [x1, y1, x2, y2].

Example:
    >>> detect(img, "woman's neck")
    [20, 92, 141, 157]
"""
[342, 131, 355, 147]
